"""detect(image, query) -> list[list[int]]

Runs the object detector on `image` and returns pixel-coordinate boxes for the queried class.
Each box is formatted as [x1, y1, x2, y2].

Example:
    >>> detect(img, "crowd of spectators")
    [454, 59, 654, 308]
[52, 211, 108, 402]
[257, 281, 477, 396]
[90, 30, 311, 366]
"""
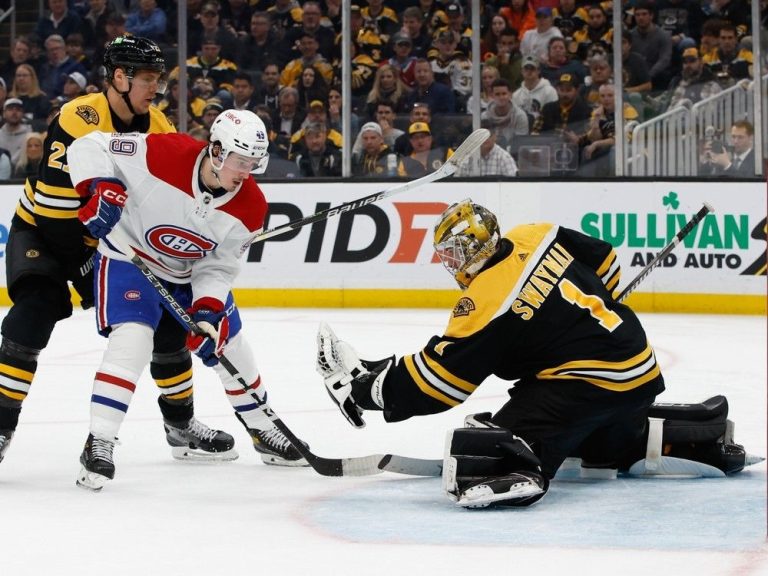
[0, 0, 763, 180]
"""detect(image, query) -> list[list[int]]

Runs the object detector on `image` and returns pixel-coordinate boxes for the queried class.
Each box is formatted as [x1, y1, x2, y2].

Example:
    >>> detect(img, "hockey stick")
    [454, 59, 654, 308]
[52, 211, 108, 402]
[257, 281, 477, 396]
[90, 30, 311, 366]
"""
[616, 203, 714, 302]
[106, 228, 441, 477]
[253, 128, 490, 243]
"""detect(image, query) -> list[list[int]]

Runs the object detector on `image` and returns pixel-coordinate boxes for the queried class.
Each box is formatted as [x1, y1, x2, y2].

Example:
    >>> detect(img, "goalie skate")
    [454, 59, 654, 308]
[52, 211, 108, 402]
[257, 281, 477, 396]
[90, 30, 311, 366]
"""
[0, 429, 14, 463]
[164, 417, 238, 461]
[76, 434, 117, 492]
[457, 472, 548, 509]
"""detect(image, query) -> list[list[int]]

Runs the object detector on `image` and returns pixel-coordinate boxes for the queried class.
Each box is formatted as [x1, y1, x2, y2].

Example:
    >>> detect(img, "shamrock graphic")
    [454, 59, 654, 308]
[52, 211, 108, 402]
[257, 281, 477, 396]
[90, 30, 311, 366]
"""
[662, 192, 680, 210]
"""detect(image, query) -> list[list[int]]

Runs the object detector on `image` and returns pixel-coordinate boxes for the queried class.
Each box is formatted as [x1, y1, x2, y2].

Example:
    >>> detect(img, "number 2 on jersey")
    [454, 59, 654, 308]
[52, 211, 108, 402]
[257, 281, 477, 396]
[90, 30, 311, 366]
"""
[558, 279, 623, 332]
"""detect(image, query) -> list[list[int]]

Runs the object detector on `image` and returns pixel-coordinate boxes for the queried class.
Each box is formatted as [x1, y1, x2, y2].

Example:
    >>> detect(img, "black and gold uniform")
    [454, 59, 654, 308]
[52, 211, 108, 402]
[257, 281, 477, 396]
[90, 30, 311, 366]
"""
[0, 91, 174, 429]
[381, 223, 665, 476]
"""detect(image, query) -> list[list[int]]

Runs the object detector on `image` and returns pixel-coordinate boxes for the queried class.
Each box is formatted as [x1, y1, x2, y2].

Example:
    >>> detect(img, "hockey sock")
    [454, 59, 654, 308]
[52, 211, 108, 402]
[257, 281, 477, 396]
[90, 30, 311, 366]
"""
[151, 348, 195, 424]
[89, 323, 153, 438]
[0, 338, 40, 425]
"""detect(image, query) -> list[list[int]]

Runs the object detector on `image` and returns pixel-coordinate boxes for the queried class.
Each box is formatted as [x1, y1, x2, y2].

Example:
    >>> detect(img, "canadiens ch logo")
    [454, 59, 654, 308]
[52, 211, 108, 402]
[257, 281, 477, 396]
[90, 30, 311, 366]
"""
[124, 290, 141, 301]
[452, 297, 476, 318]
[76, 105, 99, 125]
[145, 226, 217, 259]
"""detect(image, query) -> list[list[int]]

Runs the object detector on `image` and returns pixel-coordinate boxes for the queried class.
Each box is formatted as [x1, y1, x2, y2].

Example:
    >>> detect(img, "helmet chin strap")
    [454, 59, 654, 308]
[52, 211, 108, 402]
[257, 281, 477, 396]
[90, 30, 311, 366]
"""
[206, 146, 243, 194]
[112, 77, 137, 115]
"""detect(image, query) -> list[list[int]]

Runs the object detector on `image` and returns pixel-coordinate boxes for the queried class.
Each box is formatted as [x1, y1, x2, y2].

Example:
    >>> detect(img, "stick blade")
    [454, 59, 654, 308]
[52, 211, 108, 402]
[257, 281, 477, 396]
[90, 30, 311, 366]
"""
[447, 128, 490, 167]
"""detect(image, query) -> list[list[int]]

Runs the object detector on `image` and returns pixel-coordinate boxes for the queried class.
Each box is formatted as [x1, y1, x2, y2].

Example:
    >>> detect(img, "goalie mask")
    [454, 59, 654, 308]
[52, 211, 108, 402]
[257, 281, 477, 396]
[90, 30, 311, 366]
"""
[433, 199, 500, 290]
[208, 109, 270, 177]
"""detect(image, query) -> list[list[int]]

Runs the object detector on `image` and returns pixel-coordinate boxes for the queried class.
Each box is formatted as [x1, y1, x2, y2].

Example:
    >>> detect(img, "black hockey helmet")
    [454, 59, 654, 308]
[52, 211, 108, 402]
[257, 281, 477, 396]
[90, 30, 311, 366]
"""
[103, 35, 166, 81]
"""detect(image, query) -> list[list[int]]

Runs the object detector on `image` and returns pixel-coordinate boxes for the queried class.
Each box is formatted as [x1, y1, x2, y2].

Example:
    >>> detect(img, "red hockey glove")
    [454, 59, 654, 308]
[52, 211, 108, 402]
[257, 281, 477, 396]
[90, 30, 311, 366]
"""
[78, 178, 127, 239]
[186, 300, 230, 367]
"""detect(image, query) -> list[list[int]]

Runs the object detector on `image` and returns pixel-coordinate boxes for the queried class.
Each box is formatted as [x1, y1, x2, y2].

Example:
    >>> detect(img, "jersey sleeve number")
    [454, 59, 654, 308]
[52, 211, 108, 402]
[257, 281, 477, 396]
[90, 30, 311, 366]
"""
[46, 141, 70, 173]
[558, 278, 623, 332]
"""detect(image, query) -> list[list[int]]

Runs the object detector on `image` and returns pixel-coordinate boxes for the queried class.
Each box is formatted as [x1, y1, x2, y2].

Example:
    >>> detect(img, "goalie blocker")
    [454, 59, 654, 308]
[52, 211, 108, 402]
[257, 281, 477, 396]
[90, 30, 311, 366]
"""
[443, 395, 760, 508]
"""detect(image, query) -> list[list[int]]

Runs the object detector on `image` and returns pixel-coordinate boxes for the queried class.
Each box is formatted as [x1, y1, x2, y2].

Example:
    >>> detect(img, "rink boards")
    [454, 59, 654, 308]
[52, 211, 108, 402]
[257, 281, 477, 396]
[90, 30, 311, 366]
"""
[0, 180, 764, 314]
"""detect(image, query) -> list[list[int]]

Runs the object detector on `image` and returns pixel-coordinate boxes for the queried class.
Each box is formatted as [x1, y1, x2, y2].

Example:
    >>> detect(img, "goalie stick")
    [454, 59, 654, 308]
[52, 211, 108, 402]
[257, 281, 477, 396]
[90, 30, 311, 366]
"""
[252, 128, 490, 243]
[107, 228, 441, 478]
[617, 203, 714, 302]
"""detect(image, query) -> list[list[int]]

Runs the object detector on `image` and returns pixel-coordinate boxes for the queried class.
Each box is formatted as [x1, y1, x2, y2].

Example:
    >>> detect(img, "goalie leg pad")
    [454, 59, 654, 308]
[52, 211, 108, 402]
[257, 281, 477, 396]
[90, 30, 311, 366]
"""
[442, 427, 546, 506]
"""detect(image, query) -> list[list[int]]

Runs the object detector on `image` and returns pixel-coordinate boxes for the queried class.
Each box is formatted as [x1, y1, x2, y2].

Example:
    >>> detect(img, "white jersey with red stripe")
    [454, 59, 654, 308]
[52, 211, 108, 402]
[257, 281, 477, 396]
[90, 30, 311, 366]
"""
[68, 131, 267, 305]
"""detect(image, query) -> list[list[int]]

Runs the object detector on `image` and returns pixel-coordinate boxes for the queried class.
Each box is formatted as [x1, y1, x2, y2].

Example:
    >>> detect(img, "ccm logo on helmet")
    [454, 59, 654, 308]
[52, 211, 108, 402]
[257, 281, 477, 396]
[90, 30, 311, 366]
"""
[146, 226, 217, 259]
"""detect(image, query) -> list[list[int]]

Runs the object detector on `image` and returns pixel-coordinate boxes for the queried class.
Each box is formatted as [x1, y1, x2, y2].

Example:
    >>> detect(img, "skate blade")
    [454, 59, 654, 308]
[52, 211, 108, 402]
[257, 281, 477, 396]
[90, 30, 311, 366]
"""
[745, 454, 765, 467]
[76, 467, 110, 491]
[171, 446, 239, 462]
[260, 454, 310, 467]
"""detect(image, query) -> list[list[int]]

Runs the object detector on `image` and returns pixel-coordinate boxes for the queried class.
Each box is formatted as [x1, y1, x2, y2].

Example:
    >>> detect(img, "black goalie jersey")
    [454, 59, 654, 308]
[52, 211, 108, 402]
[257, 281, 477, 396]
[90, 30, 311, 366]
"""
[382, 223, 665, 422]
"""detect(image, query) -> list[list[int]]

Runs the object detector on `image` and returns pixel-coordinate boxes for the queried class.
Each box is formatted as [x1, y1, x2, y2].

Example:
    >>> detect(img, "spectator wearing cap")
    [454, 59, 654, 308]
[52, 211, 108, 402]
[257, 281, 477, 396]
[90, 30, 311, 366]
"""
[400, 6, 432, 59]
[0, 98, 32, 166]
[239, 12, 285, 71]
[481, 78, 529, 151]
[125, 0, 168, 43]
[520, 7, 563, 62]
[385, 33, 418, 88]
[37, 34, 88, 99]
[499, 0, 537, 39]
[281, 1, 336, 62]
[231, 71, 259, 111]
[188, 1, 239, 60]
[54, 71, 88, 105]
[294, 121, 342, 177]
[178, 37, 238, 103]
[658, 46, 722, 112]
[35, 0, 83, 44]
[280, 31, 334, 89]
[405, 58, 456, 115]
[290, 99, 343, 152]
[266, 0, 304, 41]
[394, 101, 449, 156]
[540, 36, 587, 86]
[0, 38, 34, 89]
[483, 27, 524, 91]
[397, 121, 453, 177]
[533, 72, 591, 136]
[441, 2, 473, 58]
[9, 64, 52, 132]
[571, 5, 613, 61]
[455, 119, 518, 177]
[428, 30, 472, 113]
[352, 121, 394, 177]
[629, 1, 674, 90]
[365, 64, 410, 120]
[200, 99, 224, 130]
[513, 56, 558, 128]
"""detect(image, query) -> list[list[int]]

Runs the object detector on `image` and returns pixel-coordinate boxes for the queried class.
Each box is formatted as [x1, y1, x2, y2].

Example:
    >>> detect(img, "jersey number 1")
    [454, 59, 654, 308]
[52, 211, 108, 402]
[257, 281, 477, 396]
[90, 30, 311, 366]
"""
[558, 279, 623, 332]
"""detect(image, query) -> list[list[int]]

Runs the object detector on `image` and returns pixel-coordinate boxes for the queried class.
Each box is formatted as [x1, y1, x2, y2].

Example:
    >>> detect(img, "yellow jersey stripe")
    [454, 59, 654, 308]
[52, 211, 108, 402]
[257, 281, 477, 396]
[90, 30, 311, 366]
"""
[155, 369, 193, 388]
[422, 352, 477, 393]
[163, 388, 194, 401]
[36, 181, 79, 198]
[538, 363, 661, 391]
[404, 354, 459, 407]
[595, 251, 616, 277]
[33, 205, 80, 219]
[0, 363, 34, 382]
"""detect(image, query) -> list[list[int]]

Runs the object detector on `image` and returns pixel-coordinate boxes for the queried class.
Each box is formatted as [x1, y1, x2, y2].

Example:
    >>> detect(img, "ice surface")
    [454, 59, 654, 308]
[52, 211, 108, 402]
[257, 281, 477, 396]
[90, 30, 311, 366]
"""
[0, 308, 765, 576]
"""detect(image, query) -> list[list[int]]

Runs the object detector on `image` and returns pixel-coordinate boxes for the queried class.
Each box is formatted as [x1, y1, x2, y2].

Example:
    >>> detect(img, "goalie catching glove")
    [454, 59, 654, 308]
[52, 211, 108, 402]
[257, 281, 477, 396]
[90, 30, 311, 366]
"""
[316, 322, 393, 428]
[78, 177, 128, 239]
[186, 299, 230, 367]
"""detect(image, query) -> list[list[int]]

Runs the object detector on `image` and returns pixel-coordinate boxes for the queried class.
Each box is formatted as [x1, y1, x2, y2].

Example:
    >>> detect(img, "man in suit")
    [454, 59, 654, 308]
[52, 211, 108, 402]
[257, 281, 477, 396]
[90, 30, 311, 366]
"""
[707, 120, 755, 177]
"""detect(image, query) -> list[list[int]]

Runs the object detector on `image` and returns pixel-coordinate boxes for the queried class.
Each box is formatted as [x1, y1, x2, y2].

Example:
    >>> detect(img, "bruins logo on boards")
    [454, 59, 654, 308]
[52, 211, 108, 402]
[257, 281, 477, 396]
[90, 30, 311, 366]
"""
[76, 105, 99, 125]
[452, 297, 475, 318]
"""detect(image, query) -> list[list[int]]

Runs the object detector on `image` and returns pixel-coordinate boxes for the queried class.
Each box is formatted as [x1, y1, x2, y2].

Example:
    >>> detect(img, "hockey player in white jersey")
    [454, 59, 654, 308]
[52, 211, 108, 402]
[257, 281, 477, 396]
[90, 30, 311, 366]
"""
[68, 110, 309, 490]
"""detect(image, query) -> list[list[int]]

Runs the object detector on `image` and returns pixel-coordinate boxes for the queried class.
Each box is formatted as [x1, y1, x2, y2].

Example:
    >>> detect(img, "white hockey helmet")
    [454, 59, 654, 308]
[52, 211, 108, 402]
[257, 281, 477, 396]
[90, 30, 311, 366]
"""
[433, 199, 500, 290]
[209, 109, 270, 175]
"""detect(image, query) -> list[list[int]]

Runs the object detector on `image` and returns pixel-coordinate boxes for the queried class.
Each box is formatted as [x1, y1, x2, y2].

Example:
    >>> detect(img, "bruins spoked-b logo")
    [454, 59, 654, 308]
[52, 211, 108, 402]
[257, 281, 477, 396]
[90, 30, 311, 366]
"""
[452, 297, 476, 318]
[76, 105, 99, 125]
[741, 217, 767, 275]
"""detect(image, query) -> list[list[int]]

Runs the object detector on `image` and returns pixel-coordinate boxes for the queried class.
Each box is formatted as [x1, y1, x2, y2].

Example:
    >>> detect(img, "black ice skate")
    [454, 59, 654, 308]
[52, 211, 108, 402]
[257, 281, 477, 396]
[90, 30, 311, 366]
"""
[236, 414, 308, 467]
[164, 417, 238, 461]
[0, 429, 14, 463]
[76, 434, 117, 491]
